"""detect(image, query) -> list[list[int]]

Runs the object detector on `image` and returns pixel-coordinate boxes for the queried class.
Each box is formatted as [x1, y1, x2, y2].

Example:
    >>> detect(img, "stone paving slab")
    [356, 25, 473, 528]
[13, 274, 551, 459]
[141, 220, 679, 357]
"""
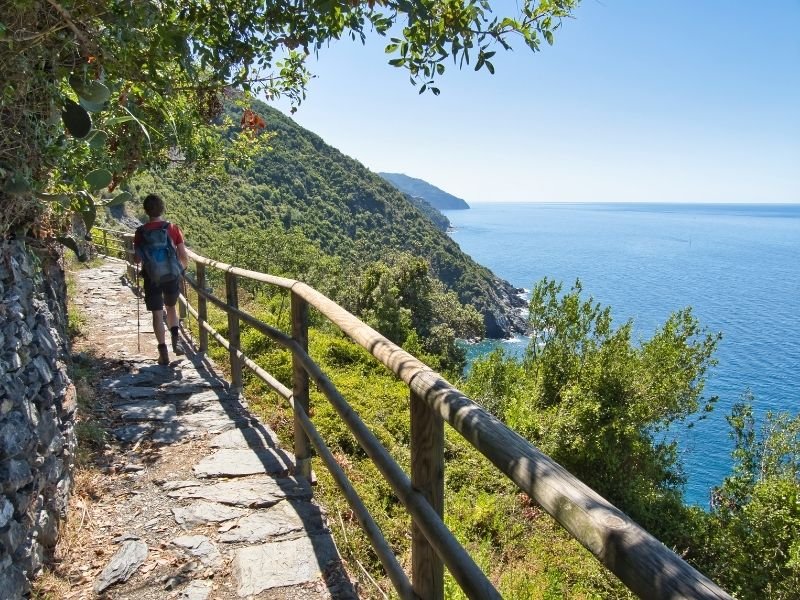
[104, 371, 160, 389]
[171, 381, 230, 405]
[166, 475, 312, 507]
[93, 539, 149, 593]
[161, 381, 225, 395]
[113, 423, 154, 443]
[150, 421, 198, 444]
[172, 500, 249, 527]
[177, 411, 247, 435]
[115, 386, 163, 400]
[172, 535, 223, 568]
[179, 580, 213, 600]
[210, 426, 280, 450]
[219, 500, 327, 544]
[232, 535, 342, 596]
[176, 395, 238, 415]
[193, 448, 295, 478]
[117, 400, 177, 422]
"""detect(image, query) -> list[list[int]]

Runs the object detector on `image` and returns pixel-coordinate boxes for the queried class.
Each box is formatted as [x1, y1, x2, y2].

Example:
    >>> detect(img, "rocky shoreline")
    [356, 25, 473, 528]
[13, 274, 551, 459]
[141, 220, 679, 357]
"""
[481, 277, 529, 339]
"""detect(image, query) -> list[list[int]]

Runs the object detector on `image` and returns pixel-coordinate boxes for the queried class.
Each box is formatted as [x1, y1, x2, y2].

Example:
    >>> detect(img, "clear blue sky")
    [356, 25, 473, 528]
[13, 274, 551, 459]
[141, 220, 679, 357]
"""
[271, 1, 800, 203]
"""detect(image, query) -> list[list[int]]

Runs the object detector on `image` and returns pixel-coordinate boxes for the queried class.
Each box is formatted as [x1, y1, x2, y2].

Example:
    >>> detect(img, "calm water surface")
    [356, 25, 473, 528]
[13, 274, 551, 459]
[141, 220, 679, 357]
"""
[446, 203, 800, 506]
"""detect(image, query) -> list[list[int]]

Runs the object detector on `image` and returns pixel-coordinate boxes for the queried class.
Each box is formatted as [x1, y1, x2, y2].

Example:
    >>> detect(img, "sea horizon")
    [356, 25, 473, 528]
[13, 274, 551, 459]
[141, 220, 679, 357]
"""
[467, 200, 800, 206]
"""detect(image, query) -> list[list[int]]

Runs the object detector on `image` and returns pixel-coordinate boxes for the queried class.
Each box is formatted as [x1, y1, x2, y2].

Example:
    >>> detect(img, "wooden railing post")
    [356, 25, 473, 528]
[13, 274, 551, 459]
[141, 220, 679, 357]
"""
[179, 293, 187, 319]
[291, 291, 312, 480]
[411, 390, 444, 600]
[225, 271, 242, 392]
[102, 229, 109, 256]
[196, 263, 208, 353]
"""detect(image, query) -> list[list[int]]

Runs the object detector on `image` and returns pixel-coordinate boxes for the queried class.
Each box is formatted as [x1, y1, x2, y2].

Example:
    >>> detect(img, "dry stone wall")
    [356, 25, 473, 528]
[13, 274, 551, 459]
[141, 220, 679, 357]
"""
[0, 240, 76, 598]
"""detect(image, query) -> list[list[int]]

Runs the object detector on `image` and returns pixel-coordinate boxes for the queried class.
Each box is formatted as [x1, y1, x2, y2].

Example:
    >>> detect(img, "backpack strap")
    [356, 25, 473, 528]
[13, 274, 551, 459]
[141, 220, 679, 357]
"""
[161, 221, 176, 247]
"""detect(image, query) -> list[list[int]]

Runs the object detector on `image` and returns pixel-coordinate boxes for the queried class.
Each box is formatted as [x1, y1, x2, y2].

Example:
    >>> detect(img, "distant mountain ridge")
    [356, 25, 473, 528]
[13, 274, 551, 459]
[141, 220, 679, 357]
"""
[378, 173, 470, 210]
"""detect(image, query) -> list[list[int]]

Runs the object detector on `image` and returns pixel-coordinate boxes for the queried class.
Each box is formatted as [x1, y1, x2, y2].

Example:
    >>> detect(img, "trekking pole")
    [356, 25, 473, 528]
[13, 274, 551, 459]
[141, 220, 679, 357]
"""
[181, 275, 194, 348]
[135, 262, 141, 353]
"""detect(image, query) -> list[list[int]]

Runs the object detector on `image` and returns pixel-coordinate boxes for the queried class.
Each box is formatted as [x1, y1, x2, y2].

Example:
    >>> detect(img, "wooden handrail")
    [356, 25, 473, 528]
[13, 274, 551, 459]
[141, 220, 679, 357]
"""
[93, 231, 733, 599]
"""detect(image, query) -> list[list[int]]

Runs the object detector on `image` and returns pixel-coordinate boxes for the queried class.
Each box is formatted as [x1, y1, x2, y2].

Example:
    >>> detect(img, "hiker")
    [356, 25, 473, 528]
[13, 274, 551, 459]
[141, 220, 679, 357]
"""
[133, 194, 189, 365]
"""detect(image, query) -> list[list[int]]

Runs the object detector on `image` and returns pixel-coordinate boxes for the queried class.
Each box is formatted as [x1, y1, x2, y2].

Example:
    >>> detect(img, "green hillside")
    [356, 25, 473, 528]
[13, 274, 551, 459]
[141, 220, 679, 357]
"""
[403, 192, 451, 232]
[379, 172, 470, 210]
[129, 99, 525, 338]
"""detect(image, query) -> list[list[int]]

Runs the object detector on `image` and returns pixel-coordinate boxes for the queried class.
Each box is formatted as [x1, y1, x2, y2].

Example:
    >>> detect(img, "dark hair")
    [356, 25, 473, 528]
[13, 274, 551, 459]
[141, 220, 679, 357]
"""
[143, 194, 165, 218]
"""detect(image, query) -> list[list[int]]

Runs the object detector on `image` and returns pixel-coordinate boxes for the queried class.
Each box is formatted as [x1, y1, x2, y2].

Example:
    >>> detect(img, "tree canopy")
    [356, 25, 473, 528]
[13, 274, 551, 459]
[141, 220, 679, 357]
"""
[464, 278, 721, 539]
[1, 0, 579, 236]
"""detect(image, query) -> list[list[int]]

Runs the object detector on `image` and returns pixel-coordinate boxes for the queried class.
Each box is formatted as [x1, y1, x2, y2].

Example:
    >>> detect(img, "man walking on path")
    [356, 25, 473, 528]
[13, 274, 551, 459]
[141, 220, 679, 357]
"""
[133, 194, 189, 365]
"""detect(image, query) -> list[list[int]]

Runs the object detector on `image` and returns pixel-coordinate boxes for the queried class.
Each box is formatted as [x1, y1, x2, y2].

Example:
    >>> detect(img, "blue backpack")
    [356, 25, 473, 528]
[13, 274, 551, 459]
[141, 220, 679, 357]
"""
[138, 222, 183, 285]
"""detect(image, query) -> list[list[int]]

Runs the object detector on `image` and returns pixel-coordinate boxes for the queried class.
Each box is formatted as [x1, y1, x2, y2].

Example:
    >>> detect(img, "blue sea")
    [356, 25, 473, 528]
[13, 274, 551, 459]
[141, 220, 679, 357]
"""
[445, 203, 800, 506]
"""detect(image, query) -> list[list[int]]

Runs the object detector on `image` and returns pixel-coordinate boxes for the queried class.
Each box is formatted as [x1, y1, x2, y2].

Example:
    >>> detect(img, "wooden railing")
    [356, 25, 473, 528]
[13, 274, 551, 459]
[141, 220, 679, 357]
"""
[90, 227, 131, 261]
[95, 227, 732, 600]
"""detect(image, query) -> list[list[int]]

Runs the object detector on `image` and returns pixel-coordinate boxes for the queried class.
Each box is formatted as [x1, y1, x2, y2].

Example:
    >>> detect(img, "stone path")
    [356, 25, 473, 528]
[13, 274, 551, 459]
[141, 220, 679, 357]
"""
[69, 261, 356, 599]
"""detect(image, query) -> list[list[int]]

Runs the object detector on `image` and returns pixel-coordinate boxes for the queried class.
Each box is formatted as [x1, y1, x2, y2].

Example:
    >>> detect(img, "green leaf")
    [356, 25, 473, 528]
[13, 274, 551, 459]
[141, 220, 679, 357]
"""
[544, 30, 554, 45]
[486, 61, 495, 75]
[80, 198, 97, 230]
[104, 115, 135, 127]
[35, 191, 70, 206]
[85, 168, 113, 190]
[80, 97, 108, 113]
[121, 106, 151, 146]
[61, 99, 92, 139]
[73, 190, 93, 210]
[106, 191, 132, 207]
[57, 235, 87, 262]
[85, 129, 108, 150]
[69, 76, 111, 103]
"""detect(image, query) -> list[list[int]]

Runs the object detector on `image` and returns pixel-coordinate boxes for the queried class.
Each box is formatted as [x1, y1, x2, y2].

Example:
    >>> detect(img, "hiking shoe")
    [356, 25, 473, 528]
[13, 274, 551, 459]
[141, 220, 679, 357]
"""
[171, 335, 185, 356]
[157, 344, 170, 365]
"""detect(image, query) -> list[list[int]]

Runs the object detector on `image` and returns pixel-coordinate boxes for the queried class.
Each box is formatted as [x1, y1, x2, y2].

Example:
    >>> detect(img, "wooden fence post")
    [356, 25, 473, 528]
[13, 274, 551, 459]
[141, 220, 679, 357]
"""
[291, 292, 312, 480]
[178, 272, 188, 320]
[197, 263, 208, 353]
[411, 389, 444, 600]
[225, 271, 242, 392]
[102, 229, 108, 256]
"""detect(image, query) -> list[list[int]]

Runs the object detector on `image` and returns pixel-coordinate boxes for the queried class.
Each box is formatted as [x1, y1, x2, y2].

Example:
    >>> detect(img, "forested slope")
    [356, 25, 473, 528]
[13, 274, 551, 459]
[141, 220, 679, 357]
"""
[130, 99, 525, 337]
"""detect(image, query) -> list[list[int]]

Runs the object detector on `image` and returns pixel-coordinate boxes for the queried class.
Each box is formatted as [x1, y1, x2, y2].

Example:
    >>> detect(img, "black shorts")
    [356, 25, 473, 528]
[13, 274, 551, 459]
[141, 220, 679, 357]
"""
[142, 276, 180, 311]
